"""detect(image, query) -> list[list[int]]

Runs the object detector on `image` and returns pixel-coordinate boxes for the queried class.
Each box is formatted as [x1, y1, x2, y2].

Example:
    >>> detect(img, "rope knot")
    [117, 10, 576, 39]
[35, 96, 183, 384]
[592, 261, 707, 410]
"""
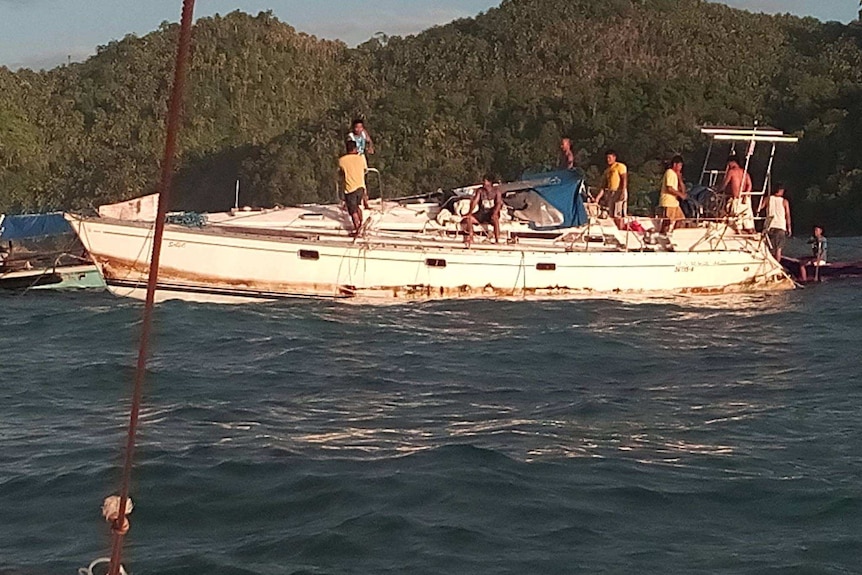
[102, 495, 133, 535]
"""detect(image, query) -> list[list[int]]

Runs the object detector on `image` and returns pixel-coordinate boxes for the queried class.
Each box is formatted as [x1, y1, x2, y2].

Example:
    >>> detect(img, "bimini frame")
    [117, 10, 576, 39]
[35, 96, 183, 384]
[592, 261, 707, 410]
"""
[699, 125, 799, 209]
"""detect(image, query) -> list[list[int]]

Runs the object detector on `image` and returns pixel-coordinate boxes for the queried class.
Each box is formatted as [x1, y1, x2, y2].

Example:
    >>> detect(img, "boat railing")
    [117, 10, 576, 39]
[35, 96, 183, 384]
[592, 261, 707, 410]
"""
[365, 167, 384, 203]
[329, 167, 385, 204]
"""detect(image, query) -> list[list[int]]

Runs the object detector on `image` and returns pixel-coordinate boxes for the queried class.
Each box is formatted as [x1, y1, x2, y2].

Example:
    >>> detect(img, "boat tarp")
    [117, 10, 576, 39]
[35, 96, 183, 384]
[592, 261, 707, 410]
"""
[518, 170, 588, 229]
[0, 213, 73, 241]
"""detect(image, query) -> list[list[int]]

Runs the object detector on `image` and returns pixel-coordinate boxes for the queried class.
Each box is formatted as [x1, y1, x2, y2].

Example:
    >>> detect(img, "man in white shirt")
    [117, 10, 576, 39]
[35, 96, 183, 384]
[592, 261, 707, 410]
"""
[758, 184, 792, 260]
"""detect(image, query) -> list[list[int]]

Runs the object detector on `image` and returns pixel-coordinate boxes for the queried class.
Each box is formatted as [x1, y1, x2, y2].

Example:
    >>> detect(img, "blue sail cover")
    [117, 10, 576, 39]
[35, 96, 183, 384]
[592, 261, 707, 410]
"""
[518, 170, 588, 229]
[0, 213, 73, 241]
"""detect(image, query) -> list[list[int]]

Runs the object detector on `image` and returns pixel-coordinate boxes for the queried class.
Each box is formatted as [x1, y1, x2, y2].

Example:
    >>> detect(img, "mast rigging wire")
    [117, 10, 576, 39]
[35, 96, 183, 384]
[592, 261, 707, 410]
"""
[106, 2, 196, 574]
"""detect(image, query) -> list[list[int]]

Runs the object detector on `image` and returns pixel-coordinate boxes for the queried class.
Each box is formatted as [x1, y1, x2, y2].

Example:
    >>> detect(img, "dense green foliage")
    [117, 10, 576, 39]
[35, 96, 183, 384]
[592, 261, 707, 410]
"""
[2, 0, 862, 231]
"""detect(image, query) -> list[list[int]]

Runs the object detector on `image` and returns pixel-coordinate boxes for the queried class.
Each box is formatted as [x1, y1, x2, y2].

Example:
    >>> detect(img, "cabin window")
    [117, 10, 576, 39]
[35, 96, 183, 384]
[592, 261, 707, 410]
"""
[425, 258, 447, 268]
[299, 249, 319, 261]
[536, 263, 556, 271]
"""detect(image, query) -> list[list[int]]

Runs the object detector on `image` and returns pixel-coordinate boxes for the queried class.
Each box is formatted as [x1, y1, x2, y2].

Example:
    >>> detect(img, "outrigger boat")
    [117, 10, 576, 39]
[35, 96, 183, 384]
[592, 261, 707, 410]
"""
[0, 212, 104, 292]
[780, 256, 862, 283]
[66, 126, 799, 304]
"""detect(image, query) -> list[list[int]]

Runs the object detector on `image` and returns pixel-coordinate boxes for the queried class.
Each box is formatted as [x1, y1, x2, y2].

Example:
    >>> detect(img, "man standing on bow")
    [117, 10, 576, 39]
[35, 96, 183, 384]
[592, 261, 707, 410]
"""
[347, 119, 375, 157]
[347, 118, 374, 209]
[338, 139, 368, 235]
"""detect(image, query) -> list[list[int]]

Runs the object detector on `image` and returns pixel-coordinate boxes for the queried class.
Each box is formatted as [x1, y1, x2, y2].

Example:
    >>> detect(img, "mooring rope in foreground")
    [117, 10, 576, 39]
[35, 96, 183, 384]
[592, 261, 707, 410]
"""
[101, 2, 196, 574]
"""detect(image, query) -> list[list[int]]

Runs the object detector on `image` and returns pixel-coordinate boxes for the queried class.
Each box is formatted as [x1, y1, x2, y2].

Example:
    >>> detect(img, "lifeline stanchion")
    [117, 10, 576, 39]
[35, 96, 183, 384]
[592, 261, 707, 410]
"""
[105, 1, 196, 575]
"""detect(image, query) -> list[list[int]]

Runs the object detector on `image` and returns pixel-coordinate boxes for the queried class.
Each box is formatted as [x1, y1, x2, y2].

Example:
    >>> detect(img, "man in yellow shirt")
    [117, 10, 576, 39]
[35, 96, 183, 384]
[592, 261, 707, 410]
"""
[596, 149, 628, 222]
[337, 140, 368, 234]
[658, 155, 687, 233]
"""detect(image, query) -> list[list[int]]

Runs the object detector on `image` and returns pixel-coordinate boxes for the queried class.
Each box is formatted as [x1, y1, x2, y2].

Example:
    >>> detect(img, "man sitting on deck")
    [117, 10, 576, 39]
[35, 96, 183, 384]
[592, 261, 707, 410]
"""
[462, 174, 503, 247]
[798, 225, 828, 282]
[338, 139, 368, 235]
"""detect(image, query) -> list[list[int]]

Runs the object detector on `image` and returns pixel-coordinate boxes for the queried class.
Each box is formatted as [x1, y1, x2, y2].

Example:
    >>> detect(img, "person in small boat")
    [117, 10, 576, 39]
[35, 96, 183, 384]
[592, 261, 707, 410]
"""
[798, 225, 828, 282]
[658, 155, 688, 234]
[559, 138, 575, 170]
[758, 183, 792, 260]
[595, 149, 628, 222]
[720, 155, 755, 234]
[338, 139, 368, 234]
[346, 118, 374, 156]
[462, 174, 503, 247]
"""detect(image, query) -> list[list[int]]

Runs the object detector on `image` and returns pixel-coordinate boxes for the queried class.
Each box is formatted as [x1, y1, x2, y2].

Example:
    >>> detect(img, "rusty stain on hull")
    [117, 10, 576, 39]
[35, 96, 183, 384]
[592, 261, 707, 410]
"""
[679, 274, 795, 294]
[95, 253, 794, 303]
[99, 255, 340, 297]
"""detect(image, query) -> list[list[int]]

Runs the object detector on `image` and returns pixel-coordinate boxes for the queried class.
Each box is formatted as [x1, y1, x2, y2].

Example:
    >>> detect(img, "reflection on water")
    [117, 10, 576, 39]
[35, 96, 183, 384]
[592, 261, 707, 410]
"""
[5, 278, 853, 477]
[138, 387, 784, 468]
[116, 282, 849, 472]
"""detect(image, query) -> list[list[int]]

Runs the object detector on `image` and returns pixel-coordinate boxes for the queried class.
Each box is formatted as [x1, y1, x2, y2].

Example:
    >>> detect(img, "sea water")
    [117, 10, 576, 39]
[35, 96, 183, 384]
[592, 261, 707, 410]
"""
[1, 239, 861, 574]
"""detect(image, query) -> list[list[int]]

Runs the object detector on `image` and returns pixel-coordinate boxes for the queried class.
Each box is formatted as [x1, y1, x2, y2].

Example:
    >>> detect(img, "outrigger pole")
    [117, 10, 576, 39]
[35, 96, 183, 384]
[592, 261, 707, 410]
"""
[106, 1, 196, 574]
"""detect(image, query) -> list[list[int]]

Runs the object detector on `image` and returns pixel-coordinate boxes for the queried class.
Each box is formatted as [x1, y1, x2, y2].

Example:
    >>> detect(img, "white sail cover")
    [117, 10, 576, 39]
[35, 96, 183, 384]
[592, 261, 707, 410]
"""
[98, 194, 159, 221]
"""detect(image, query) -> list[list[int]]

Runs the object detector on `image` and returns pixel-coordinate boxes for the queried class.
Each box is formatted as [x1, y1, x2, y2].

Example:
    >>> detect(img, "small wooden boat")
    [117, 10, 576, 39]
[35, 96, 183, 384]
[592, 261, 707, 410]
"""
[0, 213, 104, 292]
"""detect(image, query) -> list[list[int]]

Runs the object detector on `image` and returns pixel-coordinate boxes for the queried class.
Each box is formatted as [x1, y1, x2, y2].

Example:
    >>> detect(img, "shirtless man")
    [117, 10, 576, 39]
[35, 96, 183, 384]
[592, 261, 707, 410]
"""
[462, 174, 503, 247]
[720, 155, 755, 233]
[559, 138, 575, 170]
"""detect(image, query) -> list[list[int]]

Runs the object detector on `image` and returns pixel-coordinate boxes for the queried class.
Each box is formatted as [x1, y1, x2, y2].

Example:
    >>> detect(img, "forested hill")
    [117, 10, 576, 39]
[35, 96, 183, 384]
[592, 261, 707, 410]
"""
[2, 0, 862, 231]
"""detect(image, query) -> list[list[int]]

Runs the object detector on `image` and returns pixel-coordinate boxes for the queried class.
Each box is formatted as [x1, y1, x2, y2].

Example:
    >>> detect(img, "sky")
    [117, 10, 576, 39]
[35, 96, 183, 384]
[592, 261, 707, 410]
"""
[0, 0, 858, 70]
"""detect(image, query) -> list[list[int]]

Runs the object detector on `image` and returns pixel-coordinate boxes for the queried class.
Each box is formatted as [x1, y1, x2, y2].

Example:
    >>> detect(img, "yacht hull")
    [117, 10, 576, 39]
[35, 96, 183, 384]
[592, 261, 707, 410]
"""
[67, 216, 793, 303]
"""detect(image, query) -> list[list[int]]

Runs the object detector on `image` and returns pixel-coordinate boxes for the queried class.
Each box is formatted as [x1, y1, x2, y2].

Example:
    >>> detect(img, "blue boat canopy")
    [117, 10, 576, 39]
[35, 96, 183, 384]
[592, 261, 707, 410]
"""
[0, 213, 74, 241]
[504, 169, 588, 229]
